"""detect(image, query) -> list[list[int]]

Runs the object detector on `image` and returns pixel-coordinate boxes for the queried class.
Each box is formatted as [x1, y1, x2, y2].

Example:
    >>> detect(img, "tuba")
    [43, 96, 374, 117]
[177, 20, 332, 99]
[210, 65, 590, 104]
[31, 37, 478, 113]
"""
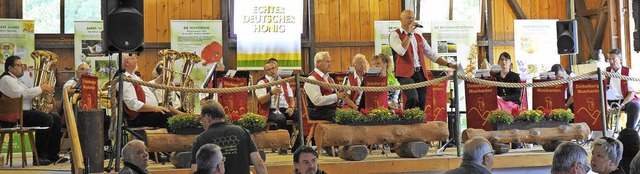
[178, 52, 202, 113]
[158, 49, 180, 108]
[31, 50, 58, 113]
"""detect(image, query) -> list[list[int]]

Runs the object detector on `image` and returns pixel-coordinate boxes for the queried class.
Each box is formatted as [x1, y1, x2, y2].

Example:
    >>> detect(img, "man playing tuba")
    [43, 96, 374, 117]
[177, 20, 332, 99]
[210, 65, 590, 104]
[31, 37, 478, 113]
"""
[0, 56, 65, 165]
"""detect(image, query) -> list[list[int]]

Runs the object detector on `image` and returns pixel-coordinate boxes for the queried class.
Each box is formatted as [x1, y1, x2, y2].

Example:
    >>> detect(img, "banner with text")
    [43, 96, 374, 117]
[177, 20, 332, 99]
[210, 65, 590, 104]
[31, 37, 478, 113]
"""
[465, 81, 498, 131]
[0, 19, 35, 86]
[573, 80, 605, 131]
[363, 76, 388, 110]
[532, 79, 568, 111]
[514, 20, 560, 77]
[425, 73, 448, 122]
[218, 77, 249, 115]
[431, 21, 477, 76]
[74, 21, 114, 88]
[234, 0, 303, 70]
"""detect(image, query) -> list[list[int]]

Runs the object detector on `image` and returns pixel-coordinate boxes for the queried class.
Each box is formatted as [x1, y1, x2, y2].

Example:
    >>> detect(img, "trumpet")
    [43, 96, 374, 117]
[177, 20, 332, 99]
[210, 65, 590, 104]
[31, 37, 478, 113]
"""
[272, 76, 282, 115]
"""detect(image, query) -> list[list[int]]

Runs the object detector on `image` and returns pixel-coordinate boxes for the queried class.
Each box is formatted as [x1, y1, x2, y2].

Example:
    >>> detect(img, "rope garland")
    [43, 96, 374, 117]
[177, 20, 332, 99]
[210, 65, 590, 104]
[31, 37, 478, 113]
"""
[114, 70, 640, 93]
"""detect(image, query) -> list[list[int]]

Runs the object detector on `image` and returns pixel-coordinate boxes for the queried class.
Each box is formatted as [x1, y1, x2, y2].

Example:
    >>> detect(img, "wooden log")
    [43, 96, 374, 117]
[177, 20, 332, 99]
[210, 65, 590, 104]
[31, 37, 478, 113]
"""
[461, 123, 590, 144]
[170, 151, 192, 168]
[338, 145, 368, 161]
[251, 130, 291, 149]
[314, 122, 448, 147]
[395, 142, 429, 158]
[145, 129, 290, 152]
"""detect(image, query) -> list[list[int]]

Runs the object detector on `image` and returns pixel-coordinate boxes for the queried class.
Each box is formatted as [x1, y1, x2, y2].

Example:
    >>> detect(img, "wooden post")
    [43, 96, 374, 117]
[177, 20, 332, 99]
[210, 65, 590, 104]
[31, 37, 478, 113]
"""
[338, 145, 368, 161]
[396, 142, 429, 158]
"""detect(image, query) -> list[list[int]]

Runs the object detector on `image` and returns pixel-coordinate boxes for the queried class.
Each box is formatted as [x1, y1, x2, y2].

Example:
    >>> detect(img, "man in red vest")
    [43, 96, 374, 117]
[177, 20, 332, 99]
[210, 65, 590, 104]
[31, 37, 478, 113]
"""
[389, 10, 457, 110]
[119, 54, 180, 128]
[304, 52, 346, 121]
[343, 54, 368, 109]
[605, 49, 639, 130]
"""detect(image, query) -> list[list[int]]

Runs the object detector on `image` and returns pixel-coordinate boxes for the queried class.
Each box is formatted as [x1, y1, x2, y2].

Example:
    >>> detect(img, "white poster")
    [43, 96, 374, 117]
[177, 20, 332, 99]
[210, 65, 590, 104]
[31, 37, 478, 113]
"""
[0, 19, 35, 86]
[234, 0, 303, 70]
[170, 20, 222, 87]
[374, 21, 401, 57]
[74, 21, 114, 87]
[431, 21, 477, 76]
[514, 20, 560, 77]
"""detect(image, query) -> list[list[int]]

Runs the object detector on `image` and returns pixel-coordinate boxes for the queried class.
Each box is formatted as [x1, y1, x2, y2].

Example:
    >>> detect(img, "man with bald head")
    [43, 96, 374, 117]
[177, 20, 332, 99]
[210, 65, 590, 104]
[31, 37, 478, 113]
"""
[445, 137, 493, 174]
[389, 10, 457, 110]
[63, 62, 91, 89]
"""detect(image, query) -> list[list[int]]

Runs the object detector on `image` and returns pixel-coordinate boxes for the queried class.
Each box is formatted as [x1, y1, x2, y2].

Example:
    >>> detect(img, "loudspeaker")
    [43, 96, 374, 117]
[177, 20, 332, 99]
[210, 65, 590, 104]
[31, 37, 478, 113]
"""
[102, 0, 144, 54]
[556, 20, 578, 55]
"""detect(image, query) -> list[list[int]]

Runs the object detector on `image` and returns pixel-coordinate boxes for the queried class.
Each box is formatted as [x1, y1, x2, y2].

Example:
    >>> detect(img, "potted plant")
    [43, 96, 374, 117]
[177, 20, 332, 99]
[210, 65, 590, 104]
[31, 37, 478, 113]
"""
[488, 109, 515, 130]
[369, 108, 395, 124]
[235, 112, 267, 133]
[399, 107, 426, 123]
[335, 109, 367, 125]
[168, 113, 204, 135]
[550, 109, 574, 122]
[518, 110, 544, 123]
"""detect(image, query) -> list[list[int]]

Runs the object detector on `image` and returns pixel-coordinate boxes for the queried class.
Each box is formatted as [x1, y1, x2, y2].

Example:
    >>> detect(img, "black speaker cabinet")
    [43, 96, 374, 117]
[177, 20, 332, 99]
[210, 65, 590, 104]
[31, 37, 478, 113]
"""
[102, 0, 144, 54]
[556, 20, 578, 55]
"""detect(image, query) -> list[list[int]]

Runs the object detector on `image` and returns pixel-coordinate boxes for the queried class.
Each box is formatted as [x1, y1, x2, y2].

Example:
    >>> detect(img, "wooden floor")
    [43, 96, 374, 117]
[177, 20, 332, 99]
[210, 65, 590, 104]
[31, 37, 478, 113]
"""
[0, 144, 578, 174]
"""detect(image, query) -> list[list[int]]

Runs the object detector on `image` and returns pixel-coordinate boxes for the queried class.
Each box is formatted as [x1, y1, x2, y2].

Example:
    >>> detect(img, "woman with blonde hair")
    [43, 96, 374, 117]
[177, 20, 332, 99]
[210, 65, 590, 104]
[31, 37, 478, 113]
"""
[370, 53, 401, 109]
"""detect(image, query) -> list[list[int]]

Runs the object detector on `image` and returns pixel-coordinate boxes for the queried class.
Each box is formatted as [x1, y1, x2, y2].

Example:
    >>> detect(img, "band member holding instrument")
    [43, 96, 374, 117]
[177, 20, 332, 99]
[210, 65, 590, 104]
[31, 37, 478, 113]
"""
[0, 55, 64, 165]
[118, 54, 181, 128]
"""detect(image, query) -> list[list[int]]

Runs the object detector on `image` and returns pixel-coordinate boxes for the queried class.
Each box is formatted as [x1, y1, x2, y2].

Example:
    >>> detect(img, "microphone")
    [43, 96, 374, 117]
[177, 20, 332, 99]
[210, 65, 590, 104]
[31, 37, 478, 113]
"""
[415, 24, 423, 28]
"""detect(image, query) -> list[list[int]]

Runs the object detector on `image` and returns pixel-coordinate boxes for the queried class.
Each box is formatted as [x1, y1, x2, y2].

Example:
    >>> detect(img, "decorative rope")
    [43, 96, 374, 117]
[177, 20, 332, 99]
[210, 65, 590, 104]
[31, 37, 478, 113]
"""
[602, 71, 640, 82]
[456, 71, 598, 88]
[122, 77, 296, 93]
[298, 75, 453, 92]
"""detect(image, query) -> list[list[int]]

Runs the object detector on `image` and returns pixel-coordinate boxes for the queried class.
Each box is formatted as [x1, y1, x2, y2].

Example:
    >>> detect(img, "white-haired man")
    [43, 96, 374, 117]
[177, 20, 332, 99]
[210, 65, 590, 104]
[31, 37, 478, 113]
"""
[303, 51, 346, 121]
[120, 140, 149, 174]
[445, 137, 493, 174]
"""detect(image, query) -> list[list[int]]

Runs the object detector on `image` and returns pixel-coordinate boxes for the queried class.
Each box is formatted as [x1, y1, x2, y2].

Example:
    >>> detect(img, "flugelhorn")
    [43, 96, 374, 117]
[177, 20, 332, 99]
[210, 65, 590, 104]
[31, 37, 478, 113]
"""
[272, 76, 282, 115]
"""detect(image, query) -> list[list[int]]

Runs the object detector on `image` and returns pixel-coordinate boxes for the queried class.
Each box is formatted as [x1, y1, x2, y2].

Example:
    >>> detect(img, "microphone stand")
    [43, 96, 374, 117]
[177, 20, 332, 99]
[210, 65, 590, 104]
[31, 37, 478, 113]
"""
[436, 82, 457, 155]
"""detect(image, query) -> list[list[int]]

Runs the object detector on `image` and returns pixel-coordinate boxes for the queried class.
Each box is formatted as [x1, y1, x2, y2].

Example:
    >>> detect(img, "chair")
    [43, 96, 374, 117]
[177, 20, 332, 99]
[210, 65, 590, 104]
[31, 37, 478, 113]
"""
[0, 97, 47, 167]
[299, 90, 334, 156]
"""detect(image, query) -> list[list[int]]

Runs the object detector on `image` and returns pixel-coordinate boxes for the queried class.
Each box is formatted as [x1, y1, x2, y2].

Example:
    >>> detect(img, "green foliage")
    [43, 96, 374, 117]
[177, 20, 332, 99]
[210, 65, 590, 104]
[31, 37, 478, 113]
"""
[168, 113, 201, 130]
[369, 108, 394, 122]
[335, 109, 366, 124]
[235, 113, 267, 130]
[488, 109, 515, 124]
[402, 108, 426, 122]
[518, 110, 545, 123]
[550, 109, 574, 122]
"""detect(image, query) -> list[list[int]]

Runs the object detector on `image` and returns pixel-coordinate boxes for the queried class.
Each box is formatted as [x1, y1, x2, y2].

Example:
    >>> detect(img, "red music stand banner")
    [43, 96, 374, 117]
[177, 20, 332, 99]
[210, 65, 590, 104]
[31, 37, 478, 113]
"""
[573, 80, 605, 131]
[465, 81, 498, 131]
[80, 74, 98, 110]
[425, 78, 448, 122]
[363, 76, 388, 110]
[532, 79, 568, 111]
[218, 77, 248, 116]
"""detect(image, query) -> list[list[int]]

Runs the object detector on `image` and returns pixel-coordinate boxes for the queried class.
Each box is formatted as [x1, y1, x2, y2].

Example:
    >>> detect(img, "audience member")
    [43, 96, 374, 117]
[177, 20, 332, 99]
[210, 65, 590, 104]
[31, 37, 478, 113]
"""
[293, 146, 327, 174]
[551, 142, 590, 174]
[617, 128, 640, 173]
[120, 140, 149, 174]
[444, 137, 493, 174]
[591, 137, 625, 174]
[194, 144, 225, 174]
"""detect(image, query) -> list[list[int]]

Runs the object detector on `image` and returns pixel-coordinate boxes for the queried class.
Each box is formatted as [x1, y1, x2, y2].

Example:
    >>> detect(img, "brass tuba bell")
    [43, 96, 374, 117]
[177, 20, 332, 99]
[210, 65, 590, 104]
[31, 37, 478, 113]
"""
[30, 50, 58, 113]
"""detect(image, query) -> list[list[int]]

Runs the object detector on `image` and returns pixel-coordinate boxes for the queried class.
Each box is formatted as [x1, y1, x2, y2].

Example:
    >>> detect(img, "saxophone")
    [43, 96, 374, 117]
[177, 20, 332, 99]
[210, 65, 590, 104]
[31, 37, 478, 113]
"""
[179, 52, 202, 113]
[158, 49, 180, 108]
[31, 50, 58, 113]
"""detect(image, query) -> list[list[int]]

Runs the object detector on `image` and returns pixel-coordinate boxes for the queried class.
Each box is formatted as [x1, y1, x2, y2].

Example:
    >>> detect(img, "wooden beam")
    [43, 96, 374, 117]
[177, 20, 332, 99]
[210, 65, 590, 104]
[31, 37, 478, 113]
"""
[486, 0, 494, 64]
[315, 41, 375, 48]
[593, 1, 609, 55]
[506, 0, 527, 19]
[308, 0, 316, 73]
[221, 0, 230, 69]
[607, 0, 618, 49]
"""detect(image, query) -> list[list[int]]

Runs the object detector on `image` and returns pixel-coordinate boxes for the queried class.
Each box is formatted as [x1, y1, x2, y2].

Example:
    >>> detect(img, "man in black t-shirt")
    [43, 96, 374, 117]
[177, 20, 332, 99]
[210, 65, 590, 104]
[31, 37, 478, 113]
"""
[190, 100, 268, 174]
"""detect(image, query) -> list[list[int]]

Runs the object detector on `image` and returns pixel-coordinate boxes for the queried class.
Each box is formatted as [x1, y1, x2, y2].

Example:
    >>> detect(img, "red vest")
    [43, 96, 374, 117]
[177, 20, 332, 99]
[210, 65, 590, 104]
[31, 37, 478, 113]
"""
[124, 75, 146, 120]
[257, 77, 291, 117]
[605, 67, 639, 100]
[310, 71, 338, 107]
[344, 74, 360, 109]
[393, 29, 429, 78]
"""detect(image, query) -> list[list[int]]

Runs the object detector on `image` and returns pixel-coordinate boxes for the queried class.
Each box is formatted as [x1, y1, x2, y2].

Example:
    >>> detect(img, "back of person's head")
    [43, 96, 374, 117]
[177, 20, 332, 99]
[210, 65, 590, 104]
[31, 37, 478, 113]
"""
[631, 151, 640, 174]
[592, 137, 624, 166]
[194, 144, 224, 174]
[552, 142, 588, 173]
[462, 137, 492, 164]
[4, 55, 20, 72]
[201, 100, 225, 119]
[618, 128, 640, 159]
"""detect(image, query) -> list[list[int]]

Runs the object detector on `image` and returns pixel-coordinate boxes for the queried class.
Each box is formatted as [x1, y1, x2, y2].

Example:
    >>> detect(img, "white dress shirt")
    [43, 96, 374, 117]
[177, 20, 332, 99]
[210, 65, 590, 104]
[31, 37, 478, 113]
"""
[304, 68, 338, 106]
[255, 75, 293, 109]
[343, 73, 363, 104]
[118, 72, 159, 111]
[63, 78, 78, 89]
[389, 28, 439, 67]
[606, 68, 639, 100]
[0, 72, 43, 110]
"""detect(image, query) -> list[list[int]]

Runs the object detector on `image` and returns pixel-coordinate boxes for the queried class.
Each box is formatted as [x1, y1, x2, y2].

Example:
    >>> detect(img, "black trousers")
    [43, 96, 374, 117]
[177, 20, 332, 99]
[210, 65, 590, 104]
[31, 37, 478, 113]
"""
[308, 107, 336, 122]
[127, 112, 175, 128]
[398, 69, 427, 110]
[268, 108, 299, 130]
[0, 110, 62, 160]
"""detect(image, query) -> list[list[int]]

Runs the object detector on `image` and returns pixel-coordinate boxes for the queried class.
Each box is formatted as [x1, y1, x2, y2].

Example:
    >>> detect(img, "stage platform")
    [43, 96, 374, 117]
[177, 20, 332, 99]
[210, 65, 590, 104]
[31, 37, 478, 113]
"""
[0, 144, 580, 174]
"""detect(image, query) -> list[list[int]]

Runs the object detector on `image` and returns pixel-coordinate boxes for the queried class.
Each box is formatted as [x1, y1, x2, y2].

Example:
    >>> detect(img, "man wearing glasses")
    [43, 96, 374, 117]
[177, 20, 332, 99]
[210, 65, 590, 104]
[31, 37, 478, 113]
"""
[0, 55, 62, 165]
[445, 137, 493, 174]
[551, 142, 591, 174]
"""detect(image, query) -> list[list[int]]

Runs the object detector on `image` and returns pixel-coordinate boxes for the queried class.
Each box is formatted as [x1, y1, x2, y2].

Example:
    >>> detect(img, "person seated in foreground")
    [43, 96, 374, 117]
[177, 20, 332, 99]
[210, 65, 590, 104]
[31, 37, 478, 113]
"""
[194, 144, 225, 174]
[120, 140, 150, 174]
[444, 137, 493, 174]
[293, 146, 327, 174]
[590, 137, 625, 174]
[551, 142, 590, 174]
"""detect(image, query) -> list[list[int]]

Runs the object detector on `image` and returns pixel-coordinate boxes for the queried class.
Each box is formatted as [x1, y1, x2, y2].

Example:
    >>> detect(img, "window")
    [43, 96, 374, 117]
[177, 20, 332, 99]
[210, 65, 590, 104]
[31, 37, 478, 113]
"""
[22, 0, 101, 34]
[418, 0, 482, 33]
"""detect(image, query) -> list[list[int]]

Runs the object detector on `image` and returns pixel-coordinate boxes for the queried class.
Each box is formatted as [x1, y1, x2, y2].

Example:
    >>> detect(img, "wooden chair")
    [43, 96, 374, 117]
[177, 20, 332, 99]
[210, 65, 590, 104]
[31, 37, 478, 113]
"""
[299, 90, 334, 156]
[0, 97, 47, 167]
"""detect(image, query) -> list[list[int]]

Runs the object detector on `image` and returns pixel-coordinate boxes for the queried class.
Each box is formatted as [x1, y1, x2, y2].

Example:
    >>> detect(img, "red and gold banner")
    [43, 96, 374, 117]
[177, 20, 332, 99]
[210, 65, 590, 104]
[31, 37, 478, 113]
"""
[465, 80, 498, 131]
[218, 77, 248, 116]
[573, 80, 605, 131]
[532, 79, 568, 111]
[363, 76, 388, 110]
[80, 74, 98, 110]
[425, 74, 448, 122]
